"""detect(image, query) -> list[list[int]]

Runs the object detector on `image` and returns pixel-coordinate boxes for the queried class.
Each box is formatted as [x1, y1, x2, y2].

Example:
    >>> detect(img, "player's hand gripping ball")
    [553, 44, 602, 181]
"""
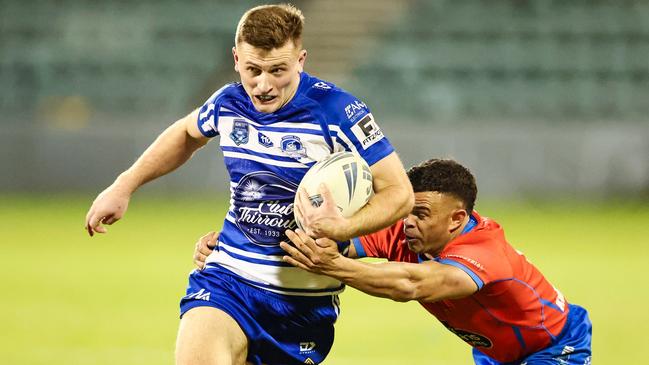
[294, 152, 374, 230]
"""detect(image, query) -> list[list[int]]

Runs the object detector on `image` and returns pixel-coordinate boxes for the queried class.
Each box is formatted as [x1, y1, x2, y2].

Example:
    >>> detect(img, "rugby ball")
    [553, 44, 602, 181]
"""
[294, 152, 374, 230]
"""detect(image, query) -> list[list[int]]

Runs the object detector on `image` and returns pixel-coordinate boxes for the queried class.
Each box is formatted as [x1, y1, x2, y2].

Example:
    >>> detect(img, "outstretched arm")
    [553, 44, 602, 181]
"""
[85, 109, 209, 236]
[190, 230, 360, 270]
[280, 229, 477, 302]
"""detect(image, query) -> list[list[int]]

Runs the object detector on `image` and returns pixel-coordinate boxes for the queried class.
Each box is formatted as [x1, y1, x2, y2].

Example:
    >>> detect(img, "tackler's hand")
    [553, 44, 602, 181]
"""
[193, 231, 218, 270]
[280, 229, 341, 274]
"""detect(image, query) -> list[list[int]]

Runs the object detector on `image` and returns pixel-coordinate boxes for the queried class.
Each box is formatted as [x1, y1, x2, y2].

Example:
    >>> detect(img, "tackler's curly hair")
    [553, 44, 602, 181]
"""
[407, 159, 477, 215]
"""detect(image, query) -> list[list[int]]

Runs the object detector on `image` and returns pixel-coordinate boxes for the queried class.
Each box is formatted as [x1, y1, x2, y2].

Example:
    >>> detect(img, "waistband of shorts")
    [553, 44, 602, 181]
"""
[203, 263, 345, 299]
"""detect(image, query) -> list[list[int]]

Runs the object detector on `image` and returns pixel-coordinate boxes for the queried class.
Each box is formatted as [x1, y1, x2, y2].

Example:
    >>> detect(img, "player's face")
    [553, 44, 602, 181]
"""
[233, 41, 307, 113]
[403, 192, 466, 256]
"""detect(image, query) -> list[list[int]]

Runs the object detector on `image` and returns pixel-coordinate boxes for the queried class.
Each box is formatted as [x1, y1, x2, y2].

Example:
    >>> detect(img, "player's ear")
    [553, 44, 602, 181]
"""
[232, 46, 239, 72]
[450, 209, 467, 232]
[297, 49, 307, 72]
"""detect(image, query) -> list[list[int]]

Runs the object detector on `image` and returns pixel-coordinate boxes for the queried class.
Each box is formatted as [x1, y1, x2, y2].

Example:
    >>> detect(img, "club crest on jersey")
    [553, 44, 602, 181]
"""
[258, 132, 274, 148]
[230, 119, 249, 146]
[281, 135, 306, 158]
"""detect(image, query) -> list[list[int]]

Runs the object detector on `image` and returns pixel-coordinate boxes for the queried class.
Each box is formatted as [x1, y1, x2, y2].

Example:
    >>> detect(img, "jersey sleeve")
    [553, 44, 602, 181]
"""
[329, 92, 394, 166]
[438, 234, 513, 290]
[196, 84, 230, 138]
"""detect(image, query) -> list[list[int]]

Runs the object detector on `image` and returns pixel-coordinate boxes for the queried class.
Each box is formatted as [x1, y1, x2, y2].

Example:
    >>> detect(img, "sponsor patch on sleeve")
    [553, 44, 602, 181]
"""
[350, 113, 384, 149]
[344, 100, 368, 122]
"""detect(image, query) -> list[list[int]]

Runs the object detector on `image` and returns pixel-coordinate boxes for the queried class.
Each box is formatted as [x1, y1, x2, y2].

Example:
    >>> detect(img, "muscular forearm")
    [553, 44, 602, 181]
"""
[282, 230, 477, 302]
[114, 118, 207, 194]
[338, 152, 414, 240]
[344, 184, 412, 239]
[323, 256, 442, 302]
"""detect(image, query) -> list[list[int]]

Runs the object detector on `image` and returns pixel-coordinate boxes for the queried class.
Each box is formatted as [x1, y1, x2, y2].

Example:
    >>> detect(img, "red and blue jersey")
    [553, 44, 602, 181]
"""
[354, 212, 569, 363]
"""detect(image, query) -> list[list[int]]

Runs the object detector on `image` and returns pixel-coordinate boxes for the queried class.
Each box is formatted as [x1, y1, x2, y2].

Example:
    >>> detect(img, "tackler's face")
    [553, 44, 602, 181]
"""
[403, 192, 466, 256]
[233, 41, 306, 113]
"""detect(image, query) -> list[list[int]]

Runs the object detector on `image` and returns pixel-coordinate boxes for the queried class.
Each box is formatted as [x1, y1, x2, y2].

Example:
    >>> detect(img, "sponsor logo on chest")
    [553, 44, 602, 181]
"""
[233, 172, 298, 246]
[258, 132, 274, 147]
[441, 321, 493, 348]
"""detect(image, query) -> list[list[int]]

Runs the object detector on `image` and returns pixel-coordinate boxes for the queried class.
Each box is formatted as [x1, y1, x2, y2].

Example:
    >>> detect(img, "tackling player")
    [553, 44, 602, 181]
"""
[284, 158, 592, 364]
[84, 4, 413, 365]
[195, 159, 592, 364]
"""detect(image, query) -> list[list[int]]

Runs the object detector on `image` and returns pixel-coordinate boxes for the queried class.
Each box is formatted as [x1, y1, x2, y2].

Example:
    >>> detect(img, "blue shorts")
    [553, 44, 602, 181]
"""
[473, 304, 592, 365]
[180, 265, 340, 365]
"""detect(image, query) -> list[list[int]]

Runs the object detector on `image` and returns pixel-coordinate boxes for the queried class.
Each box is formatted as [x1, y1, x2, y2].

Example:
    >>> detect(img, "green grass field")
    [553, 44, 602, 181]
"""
[1, 194, 647, 364]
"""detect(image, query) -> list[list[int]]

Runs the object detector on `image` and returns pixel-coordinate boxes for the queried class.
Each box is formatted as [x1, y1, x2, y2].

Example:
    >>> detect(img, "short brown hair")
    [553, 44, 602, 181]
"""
[235, 4, 305, 50]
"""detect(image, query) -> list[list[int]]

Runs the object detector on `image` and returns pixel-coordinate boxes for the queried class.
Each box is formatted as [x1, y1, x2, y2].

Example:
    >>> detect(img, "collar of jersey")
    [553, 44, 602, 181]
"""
[461, 214, 478, 235]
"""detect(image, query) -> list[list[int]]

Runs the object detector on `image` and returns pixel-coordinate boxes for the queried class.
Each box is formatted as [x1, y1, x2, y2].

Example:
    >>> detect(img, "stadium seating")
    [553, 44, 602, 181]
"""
[349, 0, 649, 122]
[0, 0, 261, 119]
[1, 0, 647, 124]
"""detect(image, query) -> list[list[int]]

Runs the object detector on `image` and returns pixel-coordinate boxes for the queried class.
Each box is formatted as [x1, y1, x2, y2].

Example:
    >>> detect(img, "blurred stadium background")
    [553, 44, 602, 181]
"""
[1, 0, 648, 364]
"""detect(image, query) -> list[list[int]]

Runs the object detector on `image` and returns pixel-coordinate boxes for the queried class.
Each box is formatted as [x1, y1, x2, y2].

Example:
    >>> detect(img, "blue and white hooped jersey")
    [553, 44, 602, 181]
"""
[197, 72, 394, 295]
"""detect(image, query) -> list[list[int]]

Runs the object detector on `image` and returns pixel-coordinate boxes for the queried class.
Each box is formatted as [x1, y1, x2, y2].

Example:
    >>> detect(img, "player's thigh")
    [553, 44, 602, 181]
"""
[176, 306, 249, 365]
